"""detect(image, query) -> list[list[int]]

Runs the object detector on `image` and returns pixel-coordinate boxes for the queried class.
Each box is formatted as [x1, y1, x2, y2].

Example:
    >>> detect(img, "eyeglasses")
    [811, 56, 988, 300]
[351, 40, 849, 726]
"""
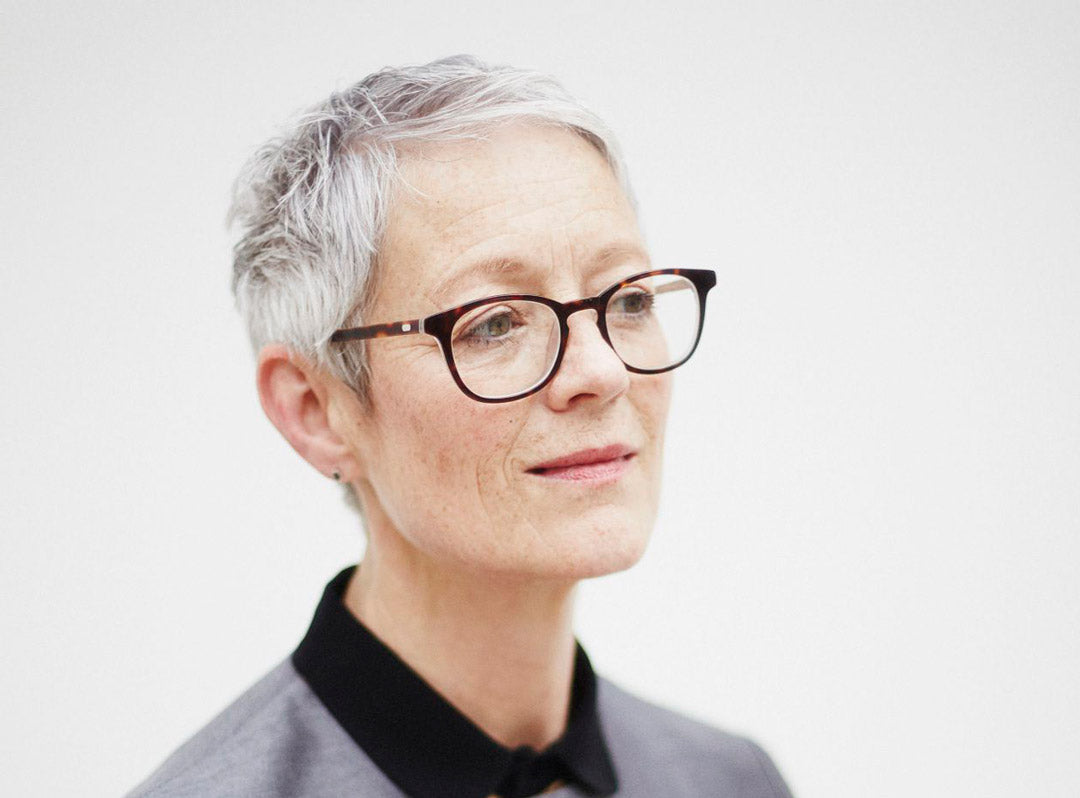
[331, 268, 717, 403]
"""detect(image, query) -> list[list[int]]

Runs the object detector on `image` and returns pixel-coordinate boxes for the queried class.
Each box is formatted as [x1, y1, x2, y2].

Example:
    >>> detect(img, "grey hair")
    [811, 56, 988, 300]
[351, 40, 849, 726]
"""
[228, 54, 634, 401]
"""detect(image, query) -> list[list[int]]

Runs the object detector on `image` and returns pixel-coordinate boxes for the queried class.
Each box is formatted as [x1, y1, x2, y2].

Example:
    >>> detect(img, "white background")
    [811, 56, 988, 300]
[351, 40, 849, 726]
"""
[2, 2, 1077, 796]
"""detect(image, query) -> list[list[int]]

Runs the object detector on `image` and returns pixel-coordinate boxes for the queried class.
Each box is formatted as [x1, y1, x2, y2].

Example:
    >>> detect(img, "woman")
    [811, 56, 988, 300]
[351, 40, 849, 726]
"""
[130, 55, 793, 798]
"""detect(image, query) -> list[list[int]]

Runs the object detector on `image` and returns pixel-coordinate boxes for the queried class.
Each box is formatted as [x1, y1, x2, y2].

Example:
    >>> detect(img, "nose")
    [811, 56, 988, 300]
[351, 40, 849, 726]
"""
[543, 307, 630, 410]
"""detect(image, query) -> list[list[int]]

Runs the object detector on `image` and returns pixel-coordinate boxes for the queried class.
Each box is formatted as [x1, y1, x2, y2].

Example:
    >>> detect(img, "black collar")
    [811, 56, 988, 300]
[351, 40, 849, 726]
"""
[292, 566, 618, 798]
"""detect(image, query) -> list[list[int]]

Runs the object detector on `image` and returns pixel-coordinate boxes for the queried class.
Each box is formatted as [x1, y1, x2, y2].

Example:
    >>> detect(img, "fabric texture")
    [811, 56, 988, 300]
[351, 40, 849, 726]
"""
[127, 658, 793, 797]
[291, 566, 616, 798]
[127, 568, 794, 797]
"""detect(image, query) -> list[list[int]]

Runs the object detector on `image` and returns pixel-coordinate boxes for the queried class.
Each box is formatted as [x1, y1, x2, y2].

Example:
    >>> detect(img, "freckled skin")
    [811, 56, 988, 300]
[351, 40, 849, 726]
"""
[342, 125, 672, 581]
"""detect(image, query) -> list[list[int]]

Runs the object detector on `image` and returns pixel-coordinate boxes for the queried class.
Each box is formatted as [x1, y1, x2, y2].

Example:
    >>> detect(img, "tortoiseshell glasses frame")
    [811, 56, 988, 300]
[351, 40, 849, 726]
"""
[330, 267, 717, 403]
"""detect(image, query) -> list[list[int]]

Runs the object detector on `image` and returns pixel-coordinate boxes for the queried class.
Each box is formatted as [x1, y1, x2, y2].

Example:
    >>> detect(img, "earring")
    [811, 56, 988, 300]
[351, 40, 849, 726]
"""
[332, 470, 341, 481]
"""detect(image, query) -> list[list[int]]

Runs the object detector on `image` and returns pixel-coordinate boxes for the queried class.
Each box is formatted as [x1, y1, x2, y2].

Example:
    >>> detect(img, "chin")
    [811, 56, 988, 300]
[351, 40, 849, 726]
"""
[541, 515, 654, 581]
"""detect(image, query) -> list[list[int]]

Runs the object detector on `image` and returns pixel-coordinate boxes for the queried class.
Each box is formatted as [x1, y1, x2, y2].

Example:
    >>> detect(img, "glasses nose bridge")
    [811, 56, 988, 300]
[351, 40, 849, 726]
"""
[560, 294, 607, 324]
[555, 293, 615, 359]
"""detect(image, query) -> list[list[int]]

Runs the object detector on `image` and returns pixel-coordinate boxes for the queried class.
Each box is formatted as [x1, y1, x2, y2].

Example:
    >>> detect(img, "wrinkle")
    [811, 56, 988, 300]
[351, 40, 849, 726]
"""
[437, 189, 611, 239]
[352, 124, 666, 588]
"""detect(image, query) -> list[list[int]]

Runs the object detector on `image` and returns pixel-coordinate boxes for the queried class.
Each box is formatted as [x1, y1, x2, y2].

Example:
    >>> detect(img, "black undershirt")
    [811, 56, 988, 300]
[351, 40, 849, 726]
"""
[292, 566, 619, 798]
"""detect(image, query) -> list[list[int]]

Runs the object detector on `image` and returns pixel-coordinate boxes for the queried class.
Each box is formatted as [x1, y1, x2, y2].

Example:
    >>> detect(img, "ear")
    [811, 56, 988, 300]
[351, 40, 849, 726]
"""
[255, 344, 360, 482]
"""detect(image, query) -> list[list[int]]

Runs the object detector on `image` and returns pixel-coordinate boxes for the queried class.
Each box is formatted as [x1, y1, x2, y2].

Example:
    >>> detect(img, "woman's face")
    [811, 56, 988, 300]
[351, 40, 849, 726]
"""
[340, 124, 672, 580]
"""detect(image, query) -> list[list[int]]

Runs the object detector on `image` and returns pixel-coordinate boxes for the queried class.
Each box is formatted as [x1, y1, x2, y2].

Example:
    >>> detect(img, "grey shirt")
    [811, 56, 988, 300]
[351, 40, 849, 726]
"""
[127, 657, 794, 797]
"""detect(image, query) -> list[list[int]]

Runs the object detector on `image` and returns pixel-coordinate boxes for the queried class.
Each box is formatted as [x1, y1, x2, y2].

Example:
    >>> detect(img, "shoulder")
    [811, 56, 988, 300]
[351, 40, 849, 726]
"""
[596, 678, 794, 798]
[124, 658, 395, 798]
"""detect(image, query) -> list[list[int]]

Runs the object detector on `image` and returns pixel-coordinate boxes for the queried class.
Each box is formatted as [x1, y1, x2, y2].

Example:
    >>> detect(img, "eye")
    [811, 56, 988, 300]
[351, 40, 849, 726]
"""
[610, 287, 655, 316]
[457, 306, 519, 345]
[475, 312, 512, 338]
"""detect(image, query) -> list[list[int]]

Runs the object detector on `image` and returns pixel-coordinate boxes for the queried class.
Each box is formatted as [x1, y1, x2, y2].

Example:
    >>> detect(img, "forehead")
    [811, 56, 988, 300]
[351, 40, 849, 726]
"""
[375, 124, 644, 311]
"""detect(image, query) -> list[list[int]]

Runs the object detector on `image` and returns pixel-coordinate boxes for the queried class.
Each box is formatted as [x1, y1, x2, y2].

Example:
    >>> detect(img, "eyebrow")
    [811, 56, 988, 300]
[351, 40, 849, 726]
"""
[428, 242, 652, 308]
[428, 256, 523, 307]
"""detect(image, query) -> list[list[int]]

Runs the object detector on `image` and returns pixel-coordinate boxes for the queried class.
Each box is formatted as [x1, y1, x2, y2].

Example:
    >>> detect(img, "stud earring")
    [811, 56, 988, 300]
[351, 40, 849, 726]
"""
[332, 470, 341, 481]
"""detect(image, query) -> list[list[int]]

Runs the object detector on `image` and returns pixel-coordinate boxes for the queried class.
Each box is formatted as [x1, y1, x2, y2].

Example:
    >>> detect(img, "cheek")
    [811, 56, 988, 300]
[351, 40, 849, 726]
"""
[451, 404, 531, 502]
[379, 400, 533, 563]
[635, 373, 673, 445]
[378, 386, 525, 506]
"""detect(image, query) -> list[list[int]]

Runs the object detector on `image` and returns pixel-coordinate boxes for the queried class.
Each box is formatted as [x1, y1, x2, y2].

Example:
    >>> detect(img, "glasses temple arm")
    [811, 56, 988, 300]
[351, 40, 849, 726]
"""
[650, 280, 700, 296]
[330, 319, 422, 342]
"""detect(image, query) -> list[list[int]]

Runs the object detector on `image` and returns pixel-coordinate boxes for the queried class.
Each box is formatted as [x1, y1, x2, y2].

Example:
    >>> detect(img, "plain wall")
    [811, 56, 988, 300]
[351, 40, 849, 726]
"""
[1, 1, 1077, 796]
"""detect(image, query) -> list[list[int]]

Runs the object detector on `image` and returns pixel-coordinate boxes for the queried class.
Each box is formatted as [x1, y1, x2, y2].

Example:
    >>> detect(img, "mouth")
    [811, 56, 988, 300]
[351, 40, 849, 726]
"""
[527, 444, 636, 483]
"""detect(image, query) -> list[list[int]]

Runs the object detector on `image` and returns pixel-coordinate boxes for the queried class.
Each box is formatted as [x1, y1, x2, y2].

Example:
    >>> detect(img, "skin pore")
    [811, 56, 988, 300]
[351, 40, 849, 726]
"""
[257, 124, 672, 754]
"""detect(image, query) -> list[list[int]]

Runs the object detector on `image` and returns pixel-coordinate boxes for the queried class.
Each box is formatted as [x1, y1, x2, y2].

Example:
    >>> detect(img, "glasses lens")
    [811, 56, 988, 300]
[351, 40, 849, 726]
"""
[450, 300, 561, 399]
[605, 273, 701, 371]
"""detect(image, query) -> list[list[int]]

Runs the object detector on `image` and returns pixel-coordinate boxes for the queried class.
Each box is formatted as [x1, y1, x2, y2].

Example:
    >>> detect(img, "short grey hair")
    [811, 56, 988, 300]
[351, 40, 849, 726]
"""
[228, 54, 634, 399]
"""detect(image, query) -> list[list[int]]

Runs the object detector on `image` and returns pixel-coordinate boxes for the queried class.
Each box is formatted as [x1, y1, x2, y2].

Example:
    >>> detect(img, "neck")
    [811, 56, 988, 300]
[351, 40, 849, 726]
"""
[344, 518, 579, 751]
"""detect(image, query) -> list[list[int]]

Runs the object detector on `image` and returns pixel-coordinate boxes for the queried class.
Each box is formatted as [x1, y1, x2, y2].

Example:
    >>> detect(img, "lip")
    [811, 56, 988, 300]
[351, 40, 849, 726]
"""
[527, 444, 636, 483]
